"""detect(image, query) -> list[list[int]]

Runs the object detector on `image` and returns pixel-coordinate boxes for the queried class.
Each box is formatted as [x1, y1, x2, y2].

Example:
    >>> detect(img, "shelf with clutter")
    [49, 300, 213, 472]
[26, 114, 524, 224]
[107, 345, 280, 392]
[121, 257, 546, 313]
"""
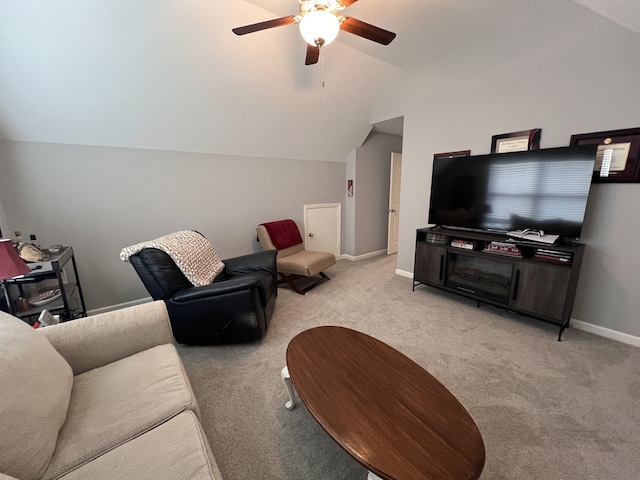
[0, 238, 86, 323]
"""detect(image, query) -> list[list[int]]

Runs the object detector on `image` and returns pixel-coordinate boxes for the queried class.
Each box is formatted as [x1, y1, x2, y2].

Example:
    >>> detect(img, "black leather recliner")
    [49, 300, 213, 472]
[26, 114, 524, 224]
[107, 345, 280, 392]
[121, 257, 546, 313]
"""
[128, 248, 278, 345]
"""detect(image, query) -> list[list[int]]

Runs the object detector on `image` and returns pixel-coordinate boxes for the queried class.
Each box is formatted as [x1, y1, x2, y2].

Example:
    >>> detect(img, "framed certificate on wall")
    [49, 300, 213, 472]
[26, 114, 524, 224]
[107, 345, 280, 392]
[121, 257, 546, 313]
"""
[570, 127, 640, 183]
[491, 129, 541, 153]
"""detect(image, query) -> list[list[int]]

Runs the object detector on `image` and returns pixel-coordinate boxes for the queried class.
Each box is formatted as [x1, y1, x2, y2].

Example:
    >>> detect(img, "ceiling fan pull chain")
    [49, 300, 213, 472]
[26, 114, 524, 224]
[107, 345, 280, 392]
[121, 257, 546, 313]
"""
[321, 48, 325, 89]
[319, 48, 325, 103]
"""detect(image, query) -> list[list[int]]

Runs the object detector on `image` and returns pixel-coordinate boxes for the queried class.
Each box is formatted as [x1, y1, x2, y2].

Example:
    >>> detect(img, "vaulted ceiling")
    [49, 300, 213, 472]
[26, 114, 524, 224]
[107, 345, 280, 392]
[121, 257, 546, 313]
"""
[0, 0, 638, 162]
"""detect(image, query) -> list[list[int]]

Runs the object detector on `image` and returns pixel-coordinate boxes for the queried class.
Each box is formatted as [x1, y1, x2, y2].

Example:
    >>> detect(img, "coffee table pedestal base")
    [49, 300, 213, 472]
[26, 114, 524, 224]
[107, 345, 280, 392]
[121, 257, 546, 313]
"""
[281, 365, 296, 410]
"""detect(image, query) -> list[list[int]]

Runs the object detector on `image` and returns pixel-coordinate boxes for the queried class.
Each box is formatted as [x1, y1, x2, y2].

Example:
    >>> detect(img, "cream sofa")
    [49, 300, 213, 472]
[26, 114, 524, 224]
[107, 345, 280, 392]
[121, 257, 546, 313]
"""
[0, 301, 222, 480]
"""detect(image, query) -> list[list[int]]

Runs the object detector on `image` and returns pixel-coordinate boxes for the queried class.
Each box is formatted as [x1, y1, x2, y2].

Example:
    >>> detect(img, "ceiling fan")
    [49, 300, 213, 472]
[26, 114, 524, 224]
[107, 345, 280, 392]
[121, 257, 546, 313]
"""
[232, 0, 396, 65]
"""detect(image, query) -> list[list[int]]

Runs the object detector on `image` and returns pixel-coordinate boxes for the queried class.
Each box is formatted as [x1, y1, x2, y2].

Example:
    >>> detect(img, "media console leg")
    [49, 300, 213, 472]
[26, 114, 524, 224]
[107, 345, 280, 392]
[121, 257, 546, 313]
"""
[281, 365, 296, 410]
[558, 318, 571, 342]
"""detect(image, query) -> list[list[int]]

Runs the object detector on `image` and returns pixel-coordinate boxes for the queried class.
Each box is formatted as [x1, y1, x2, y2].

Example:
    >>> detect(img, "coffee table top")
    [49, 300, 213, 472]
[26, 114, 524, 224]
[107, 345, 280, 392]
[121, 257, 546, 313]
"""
[286, 326, 485, 480]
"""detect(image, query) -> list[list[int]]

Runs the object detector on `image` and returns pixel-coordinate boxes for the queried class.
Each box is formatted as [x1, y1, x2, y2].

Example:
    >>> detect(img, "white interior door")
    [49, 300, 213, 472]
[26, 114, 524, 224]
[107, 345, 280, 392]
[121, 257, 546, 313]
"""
[304, 203, 341, 256]
[387, 152, 402, 255]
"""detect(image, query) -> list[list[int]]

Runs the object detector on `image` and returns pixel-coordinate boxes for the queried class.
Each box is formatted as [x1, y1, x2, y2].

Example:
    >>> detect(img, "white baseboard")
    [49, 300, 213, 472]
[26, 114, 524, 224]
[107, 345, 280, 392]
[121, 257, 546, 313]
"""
[341, 250, 387, 262]
[395, 269, 413, 279]
[571, 319, 640, 347]
[87, 297, 152, 316]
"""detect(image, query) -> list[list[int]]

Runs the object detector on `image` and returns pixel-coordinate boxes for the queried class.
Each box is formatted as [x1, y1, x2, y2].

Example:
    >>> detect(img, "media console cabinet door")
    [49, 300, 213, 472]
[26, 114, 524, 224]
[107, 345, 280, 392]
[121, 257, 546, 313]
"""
[510, 262, 571, 321]
[414, 243, 446, 285]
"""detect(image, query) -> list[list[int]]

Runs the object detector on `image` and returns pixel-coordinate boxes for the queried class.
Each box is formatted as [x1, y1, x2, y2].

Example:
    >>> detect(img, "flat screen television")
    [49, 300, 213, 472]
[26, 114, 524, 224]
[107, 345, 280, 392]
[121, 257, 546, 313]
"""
[428, 145, 598, 240]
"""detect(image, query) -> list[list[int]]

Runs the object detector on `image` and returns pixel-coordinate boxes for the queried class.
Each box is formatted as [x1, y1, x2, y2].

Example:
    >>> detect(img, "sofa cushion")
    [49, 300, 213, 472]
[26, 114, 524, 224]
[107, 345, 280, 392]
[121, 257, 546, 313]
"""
[58, 411, 222, 480]
[43, 343, 200, 479]
[0, 311, 73, 480]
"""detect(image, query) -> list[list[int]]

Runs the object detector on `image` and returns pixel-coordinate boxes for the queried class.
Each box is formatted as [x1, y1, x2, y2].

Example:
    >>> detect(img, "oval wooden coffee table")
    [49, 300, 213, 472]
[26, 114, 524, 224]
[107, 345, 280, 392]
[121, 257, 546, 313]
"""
[283, 326, 485, 480]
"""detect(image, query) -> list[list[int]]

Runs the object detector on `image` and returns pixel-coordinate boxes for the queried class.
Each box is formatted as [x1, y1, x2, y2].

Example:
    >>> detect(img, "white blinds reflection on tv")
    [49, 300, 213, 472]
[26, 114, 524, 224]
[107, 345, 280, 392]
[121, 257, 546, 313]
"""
[483, 160, 592, 231]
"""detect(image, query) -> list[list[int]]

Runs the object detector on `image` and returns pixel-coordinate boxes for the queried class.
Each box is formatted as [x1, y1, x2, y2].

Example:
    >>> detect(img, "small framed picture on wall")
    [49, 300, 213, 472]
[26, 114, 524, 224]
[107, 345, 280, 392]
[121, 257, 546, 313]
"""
[491, 129, 541, 153]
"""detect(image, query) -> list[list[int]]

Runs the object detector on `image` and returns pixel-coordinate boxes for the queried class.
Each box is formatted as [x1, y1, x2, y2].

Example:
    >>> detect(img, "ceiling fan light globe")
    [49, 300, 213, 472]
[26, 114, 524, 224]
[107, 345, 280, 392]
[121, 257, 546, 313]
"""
[299, 10, 340, 47]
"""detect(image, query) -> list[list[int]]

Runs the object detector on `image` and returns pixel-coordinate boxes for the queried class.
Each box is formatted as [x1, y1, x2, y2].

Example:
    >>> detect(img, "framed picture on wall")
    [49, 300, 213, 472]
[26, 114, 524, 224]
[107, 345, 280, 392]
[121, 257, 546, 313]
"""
[491, 129, 541, 153]
[569, 127, 640, 183]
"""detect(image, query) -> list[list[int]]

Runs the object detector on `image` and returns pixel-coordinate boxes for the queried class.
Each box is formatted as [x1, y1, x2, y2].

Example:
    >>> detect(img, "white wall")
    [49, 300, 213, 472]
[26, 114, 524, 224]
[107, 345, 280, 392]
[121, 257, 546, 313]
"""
[374, 6, 640, 336]
[0, 1, 402, 163]
[0, 141, 345, 309]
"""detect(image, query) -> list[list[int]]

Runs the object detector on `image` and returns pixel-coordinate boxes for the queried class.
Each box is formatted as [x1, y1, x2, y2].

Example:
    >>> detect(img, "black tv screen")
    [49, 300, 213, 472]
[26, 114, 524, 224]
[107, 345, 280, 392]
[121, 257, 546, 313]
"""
[428, 145, 597, 239]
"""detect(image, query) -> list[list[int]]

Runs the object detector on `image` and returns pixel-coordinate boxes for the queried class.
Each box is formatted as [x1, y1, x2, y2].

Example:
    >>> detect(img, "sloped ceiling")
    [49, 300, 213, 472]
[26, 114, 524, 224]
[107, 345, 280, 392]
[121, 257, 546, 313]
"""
[0, 0, 638, 162]
[573, 0, 640, 35]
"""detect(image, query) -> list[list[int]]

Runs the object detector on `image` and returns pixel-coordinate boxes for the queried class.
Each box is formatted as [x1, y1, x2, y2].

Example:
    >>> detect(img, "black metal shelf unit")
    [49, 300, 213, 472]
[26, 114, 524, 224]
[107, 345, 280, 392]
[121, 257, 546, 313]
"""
[1, 246, 87, 323]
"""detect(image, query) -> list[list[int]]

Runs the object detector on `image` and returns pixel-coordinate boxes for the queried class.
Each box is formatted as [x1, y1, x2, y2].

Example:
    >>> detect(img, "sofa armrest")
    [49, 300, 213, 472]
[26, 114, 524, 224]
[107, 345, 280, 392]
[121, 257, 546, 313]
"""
[38, 301, 173, 375]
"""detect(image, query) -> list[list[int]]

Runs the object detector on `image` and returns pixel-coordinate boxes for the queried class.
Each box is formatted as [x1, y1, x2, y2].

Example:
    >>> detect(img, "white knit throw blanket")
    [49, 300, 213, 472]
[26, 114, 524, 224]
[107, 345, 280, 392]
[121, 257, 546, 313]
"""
[120, 231, 224, 287]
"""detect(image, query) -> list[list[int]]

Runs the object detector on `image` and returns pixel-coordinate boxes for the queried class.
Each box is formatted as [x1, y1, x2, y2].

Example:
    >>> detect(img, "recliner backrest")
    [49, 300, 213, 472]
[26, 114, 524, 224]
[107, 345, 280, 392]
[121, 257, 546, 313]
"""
[129, 249, 193, 300]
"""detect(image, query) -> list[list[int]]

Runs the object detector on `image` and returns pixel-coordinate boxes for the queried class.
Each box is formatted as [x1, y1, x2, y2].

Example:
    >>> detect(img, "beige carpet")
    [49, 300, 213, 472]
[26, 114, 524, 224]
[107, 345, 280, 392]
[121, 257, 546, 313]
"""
[177, 254, 640, 480]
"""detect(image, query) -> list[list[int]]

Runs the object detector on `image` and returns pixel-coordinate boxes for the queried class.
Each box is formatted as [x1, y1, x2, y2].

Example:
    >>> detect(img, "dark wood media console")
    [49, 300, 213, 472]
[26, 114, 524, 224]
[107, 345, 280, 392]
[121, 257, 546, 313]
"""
[413, 227, 585, 341]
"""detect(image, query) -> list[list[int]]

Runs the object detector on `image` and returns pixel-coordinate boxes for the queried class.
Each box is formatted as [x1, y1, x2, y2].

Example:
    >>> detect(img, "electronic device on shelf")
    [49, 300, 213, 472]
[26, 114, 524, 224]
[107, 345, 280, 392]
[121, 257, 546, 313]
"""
[27, 288, 62, 307]
[37, 309, 61, 326]
[507, 229, 559, 245]
[425, 232, 448, 244]
[25, 246, 68, 274]
[428, 145, 598, 241]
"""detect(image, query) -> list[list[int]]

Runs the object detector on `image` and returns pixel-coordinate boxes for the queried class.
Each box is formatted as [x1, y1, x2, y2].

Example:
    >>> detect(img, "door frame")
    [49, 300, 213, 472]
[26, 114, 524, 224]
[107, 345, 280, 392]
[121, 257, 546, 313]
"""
[387, 152, 402, 255]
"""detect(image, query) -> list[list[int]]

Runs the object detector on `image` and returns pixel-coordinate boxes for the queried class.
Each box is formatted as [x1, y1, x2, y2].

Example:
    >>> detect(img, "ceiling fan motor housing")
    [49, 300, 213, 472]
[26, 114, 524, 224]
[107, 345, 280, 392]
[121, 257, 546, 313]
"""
[299, 0, 344, 15]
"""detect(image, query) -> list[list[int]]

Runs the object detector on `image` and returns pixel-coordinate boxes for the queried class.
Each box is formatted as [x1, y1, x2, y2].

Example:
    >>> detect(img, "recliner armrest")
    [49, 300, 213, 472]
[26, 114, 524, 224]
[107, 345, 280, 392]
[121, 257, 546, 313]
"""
[172, 276, 265, 302]
[223, 250, 277, 280]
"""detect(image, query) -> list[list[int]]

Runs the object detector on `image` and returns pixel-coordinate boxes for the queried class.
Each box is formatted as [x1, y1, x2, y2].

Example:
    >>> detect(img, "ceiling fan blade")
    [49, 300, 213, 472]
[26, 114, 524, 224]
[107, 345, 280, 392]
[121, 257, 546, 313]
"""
[305, 44, 320, 65]
[340, 16, 396, 45]
[232, 16, 297, 36]
[338, 0, 359, 6]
